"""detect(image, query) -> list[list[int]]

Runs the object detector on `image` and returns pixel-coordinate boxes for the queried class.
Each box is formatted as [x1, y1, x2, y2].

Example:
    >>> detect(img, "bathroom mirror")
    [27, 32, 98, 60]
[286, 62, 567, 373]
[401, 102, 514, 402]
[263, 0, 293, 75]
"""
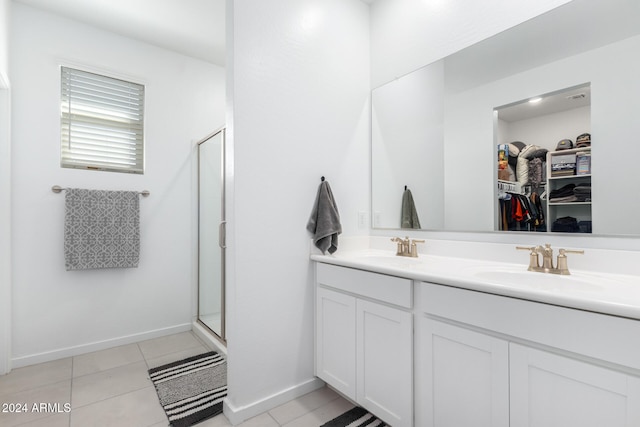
[371, 0, 640, 235]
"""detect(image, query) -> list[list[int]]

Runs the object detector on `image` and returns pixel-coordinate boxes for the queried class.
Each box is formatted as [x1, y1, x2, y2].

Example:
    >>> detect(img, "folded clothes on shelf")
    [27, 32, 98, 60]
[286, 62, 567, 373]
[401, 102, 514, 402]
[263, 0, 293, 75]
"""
[573, 184, 592, 202]
[549, 183, 576, 202]
[550, 195, 578, 203]
[551, 216, 581, 233]
[578, 220, 592, 233]
[549, 183, 592, 203]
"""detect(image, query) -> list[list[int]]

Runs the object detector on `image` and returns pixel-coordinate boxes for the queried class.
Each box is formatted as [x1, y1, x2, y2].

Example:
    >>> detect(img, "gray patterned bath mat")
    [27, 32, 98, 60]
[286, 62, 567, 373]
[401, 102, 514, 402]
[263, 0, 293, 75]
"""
[149, 351, 227, 427]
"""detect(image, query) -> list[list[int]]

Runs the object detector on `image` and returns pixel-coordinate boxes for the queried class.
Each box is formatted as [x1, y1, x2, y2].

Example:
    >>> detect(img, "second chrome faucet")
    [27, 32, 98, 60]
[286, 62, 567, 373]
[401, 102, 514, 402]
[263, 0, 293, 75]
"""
[516, 243, 584, 275]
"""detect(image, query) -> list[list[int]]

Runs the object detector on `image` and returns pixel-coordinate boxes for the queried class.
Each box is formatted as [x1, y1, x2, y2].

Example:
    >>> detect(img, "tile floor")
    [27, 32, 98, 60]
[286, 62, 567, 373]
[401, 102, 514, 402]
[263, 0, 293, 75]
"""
[0, 331, 354, 427]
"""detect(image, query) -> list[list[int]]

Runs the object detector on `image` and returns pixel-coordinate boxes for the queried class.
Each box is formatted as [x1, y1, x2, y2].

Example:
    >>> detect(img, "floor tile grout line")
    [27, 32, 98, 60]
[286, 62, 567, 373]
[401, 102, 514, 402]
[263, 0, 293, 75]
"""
[138, 342, 151, 372]
[270, 391, 344, 427]
[69, 344, 154, 410]
[70, 382, 156, 411]
[69, 385, 167, 427]
[0, 377, 72, 402]
[6, 410, 70, 427]
[141, 344, 214, 370]
[267, 411, 283, 427]
[140, 340, 208, 360]
[71, 357, 148, 381]
[0, 380, 73, 427]
[0, 358, 74, 398]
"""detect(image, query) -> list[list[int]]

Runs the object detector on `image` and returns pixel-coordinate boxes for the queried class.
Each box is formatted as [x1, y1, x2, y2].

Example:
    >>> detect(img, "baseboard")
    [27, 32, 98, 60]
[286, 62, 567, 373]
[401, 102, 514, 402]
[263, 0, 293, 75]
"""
[223, 377, 325, 425]
[11, 323, 192, 369]
[191, 321, 227, 357]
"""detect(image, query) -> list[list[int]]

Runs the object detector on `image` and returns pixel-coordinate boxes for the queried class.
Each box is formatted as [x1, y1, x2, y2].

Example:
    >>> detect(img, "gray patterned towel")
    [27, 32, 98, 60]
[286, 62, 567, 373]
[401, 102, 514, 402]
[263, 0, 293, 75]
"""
[64, 188, 140, 270]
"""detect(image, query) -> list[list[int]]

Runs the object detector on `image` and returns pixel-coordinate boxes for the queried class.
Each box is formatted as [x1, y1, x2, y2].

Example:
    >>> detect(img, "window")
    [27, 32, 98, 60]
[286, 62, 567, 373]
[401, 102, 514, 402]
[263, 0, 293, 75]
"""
[61, 67, 145, 174]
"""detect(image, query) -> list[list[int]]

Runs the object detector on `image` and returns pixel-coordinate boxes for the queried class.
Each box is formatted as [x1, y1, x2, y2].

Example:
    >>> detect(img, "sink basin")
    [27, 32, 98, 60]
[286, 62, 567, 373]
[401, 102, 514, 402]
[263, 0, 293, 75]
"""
[348, 255, 425, 267]
[339, 253, 477, 271]
[473, 269, 605, 292]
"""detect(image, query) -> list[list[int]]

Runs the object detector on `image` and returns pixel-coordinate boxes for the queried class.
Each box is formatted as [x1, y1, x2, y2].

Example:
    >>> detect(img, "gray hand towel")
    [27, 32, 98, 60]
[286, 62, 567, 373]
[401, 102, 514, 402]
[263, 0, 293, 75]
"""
[401, 188, 421, 229]
[307, 181, 342, 254]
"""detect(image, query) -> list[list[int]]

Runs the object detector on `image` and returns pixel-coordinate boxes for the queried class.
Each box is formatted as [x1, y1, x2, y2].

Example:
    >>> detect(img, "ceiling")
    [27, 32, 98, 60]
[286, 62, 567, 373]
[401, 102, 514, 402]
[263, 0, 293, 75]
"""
[14, 0, 226, 66]
[496, 84, 591, 123]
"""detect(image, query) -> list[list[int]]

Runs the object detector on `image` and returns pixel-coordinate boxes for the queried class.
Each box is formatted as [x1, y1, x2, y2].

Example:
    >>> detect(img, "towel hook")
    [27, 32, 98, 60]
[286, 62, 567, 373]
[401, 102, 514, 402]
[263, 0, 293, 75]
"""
[321, 176, 325, 182]
[404, 185, 407, 191]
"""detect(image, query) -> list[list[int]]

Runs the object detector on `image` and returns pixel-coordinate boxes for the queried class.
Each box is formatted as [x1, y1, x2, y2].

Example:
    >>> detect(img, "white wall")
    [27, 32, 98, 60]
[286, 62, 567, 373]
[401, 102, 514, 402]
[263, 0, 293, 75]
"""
[0, 0, 8, 77]
[225, 0, 370, 422]
[370, 0, 572, 88]
[0, 0, 11, 375]
[9, 3, 225, 366]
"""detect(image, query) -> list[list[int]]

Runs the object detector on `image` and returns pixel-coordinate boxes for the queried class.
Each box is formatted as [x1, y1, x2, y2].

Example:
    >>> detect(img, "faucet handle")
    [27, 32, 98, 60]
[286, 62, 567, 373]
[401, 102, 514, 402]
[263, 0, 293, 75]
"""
[559, 248, 584, 255]
[516, 246, 537, 254]
[516, 246, 540, 270]
[391, 237, 404, 255]
[556, 248, 584, 275]
[409, 239, 425, 257]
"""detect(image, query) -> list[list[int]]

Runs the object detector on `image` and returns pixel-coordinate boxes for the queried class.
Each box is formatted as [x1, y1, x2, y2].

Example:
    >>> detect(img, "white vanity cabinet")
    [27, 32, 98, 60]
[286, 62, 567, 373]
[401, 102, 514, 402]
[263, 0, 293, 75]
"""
[418, 317, 509, 427]
[509, 343, 640, 427]
[316, 286, 357, 399]
[315, 263, 413, 427]
[417, 281, 640, 427]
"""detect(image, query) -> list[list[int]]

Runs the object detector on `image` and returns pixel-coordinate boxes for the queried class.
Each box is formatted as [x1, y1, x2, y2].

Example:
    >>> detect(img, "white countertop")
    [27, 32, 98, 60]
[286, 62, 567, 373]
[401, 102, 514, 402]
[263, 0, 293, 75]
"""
[311, 248, 640, 320]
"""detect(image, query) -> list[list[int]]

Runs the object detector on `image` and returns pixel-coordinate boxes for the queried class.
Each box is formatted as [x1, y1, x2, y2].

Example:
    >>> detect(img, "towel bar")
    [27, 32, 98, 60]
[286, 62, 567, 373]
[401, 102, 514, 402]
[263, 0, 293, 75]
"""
[51, 185, 150, 197]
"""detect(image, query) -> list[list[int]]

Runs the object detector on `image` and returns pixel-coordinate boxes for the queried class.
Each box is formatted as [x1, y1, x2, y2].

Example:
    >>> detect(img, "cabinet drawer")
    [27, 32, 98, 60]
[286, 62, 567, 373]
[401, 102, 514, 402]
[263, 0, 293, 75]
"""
[317, 263, 412, 309]
[418, 282, 640, 371]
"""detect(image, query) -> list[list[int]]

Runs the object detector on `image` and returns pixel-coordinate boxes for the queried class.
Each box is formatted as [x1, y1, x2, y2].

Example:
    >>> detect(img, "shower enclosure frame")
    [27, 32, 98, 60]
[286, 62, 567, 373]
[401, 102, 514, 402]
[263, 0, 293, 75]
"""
[197, 127, 226, 343]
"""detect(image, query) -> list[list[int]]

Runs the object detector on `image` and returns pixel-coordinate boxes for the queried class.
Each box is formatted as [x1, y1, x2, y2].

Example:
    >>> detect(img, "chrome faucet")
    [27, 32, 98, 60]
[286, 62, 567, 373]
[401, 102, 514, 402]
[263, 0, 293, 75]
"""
[391, 236, 425, 258]
[516, 243, 584, 275]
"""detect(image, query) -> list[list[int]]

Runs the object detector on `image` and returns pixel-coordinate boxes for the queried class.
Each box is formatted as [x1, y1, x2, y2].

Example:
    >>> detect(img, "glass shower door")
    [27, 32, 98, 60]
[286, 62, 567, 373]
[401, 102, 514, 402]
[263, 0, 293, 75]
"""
[198, 128, 225, 341]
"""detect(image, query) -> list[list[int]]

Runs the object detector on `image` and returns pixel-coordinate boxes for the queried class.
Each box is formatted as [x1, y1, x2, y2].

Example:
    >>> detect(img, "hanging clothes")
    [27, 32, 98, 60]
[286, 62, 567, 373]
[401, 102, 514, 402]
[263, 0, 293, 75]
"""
[498, 192, 543, 231]
[529, 192, 546, 232]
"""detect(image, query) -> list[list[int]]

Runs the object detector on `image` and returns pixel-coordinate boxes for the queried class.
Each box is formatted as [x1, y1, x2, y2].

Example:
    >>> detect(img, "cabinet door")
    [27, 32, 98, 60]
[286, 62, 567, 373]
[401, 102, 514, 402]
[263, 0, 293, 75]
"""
[316, 286, 356, 399]
[419, 318, 509, 427]
[510, 343, 640, 427]
[356, 299, 413, 427]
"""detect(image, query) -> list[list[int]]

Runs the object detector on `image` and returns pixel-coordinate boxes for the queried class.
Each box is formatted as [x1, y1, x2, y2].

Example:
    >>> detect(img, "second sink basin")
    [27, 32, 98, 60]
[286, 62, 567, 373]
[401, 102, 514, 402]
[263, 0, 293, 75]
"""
[473, 269, 605, 292]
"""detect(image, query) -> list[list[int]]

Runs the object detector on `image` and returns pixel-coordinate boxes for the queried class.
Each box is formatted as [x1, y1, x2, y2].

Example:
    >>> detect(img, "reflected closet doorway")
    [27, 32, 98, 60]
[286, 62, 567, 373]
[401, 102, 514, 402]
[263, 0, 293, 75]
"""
[198, 128, 226, 342]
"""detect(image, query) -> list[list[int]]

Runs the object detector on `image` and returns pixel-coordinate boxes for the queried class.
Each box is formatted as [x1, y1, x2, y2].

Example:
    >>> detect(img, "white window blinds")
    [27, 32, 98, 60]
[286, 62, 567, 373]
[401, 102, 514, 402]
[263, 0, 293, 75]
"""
[61, 67, 145, 174]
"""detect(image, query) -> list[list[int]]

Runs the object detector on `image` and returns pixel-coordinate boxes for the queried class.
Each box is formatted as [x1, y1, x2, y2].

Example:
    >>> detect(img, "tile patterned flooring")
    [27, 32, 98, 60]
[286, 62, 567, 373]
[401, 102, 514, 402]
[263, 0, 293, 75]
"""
[0, 332, 354, 427]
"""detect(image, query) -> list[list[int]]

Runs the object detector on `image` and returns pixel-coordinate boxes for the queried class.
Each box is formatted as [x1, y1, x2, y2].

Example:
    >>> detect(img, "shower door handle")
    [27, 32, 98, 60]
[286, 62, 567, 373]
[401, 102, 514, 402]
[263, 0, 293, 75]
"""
[219, 221, 227, 249]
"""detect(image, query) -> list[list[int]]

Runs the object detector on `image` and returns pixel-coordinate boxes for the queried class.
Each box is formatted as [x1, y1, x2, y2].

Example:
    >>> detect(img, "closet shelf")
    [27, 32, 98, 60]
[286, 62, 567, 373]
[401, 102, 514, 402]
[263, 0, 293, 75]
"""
[546, 147, 592, 233]
[548, 201, 592, 206]
[549, 174, 591, 180]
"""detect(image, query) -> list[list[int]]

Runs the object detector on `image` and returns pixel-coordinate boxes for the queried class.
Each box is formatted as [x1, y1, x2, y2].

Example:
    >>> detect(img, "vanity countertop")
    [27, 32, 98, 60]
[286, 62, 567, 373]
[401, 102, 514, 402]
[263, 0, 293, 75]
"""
[311, 249, 640, 321]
